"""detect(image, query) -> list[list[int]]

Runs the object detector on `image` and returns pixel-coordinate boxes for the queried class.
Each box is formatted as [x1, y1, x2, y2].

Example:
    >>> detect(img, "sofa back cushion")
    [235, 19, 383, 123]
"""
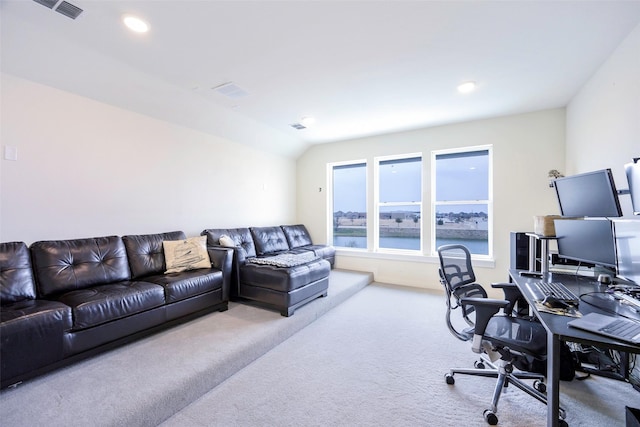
[250, 226, 290, 256]
[202, 228, 256, 262]
[31, 236, 131, 297]
[0, 241, 37, 304]
[281, 224, 313, 249]
[122, 231, 186, 279]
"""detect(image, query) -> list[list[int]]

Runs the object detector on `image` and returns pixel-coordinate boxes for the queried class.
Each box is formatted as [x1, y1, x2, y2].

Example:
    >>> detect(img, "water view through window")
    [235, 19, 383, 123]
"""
[332, 162, 367, 248]
[331, 147, 490, 256]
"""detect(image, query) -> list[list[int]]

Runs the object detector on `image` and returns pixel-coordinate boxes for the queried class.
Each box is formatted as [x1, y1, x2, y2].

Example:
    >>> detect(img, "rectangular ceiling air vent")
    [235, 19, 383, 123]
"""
[213, 82, 250, 99]
[33, 0, 83, 19]
[33, 0, 58, 9]
[55, 1, 83, 19]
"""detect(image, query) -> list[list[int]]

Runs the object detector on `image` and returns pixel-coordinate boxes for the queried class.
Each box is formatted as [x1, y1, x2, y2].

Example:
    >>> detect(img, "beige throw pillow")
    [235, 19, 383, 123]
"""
[163, 236, 211, 274]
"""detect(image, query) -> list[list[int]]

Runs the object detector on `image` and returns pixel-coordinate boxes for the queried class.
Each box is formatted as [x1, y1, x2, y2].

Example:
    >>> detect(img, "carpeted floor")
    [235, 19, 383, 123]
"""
[1, 272, 638, 426]
[0, 269, 370, 427]
[161, 283, 638, 427]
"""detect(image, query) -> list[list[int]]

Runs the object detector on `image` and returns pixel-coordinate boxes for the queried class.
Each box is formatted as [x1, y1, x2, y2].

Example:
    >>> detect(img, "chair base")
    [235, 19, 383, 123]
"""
[445, 356, 567, 426]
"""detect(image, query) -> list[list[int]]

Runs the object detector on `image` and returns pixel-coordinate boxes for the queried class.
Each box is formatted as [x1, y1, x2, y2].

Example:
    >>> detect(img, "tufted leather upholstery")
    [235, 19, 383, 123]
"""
[1, 242, 73, 386]
[241, 259, 330, 293]
[202, 225, 333, 316]
[56, 281, 165, 330]
[122, 231, 186, 279]
[280, 224, 313, 248]
[202, 228, 256, 261]
[31, 236, 131, 297]
[281, 224, 336, 267]
[1, 241, 37, 303]
[250, 226, 290, 255]
[1, 233, 231, 388]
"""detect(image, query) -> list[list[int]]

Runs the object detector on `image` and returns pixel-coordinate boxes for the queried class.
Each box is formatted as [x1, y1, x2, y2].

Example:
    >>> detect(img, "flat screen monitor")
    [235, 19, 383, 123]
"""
[624, 159, 640, 215]
[554, 218, 616, 268]
[613, 219, 640, 285]
[553, 169, 622, 218]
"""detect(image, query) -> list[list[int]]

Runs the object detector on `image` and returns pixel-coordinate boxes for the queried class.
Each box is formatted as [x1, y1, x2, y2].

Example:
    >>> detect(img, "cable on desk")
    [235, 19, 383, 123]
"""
[578, 292, 640, 322]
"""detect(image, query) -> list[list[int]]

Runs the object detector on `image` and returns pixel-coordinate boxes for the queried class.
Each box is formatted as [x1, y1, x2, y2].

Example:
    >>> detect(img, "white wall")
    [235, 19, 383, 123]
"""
[566, 22, 640, 218]
[297, 109, 566, 291]
[0, 74, 297, 244]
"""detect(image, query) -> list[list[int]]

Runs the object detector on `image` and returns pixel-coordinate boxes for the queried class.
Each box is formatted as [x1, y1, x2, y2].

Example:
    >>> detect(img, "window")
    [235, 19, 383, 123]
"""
[432, 147, 492, 256]
[331, 161, 367, 249]
[376, 155, 422, 251]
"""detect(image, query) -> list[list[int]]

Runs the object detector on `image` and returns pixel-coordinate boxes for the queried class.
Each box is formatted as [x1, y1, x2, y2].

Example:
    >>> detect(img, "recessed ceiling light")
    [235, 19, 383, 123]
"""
[457, 81, 477, 94]
[123, 15, 149, 33]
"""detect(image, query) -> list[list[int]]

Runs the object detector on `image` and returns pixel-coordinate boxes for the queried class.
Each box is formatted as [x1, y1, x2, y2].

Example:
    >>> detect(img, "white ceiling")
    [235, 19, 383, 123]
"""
[2, 1, 640, 158]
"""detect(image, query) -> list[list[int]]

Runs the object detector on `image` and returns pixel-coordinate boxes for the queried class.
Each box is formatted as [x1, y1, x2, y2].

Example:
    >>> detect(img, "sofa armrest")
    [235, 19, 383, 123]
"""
[207, 247, 233, 302]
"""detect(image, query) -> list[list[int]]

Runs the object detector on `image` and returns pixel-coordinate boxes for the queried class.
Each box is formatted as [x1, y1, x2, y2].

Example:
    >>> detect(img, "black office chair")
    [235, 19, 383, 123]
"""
[437, 244, 567, 426]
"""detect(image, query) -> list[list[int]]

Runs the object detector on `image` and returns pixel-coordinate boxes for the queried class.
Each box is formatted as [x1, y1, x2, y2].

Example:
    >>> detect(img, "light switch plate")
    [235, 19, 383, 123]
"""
[4, 146, 18, 161]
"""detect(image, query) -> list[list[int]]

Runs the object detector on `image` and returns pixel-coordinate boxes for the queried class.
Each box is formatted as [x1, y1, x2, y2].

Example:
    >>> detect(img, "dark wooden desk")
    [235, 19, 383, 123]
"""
[509, 269, 640, 427]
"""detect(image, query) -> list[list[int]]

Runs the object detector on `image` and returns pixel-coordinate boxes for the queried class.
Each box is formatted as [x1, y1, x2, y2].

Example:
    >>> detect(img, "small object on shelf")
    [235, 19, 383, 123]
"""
[533, 215, 562, 237]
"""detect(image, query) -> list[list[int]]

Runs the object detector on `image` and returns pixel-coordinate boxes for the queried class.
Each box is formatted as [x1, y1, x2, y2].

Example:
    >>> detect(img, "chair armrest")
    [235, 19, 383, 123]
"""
[491, 282, 518, 290]
[491, 282, 524, 316]
[492, 282, 530, 316]
[460, 297, 509, 335]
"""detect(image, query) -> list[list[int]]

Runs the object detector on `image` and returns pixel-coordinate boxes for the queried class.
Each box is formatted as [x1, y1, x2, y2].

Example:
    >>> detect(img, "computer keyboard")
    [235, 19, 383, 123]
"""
[600, 318, 640, 341]
[528, 280, 580, 306]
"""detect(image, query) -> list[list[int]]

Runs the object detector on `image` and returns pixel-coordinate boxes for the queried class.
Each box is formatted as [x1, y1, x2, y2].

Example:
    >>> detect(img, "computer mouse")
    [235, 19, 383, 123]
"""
[542, 296, 571, 309]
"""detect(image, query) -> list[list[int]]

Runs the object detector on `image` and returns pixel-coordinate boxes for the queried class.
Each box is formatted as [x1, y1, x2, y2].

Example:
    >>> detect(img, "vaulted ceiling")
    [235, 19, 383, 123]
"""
[2, 1, 640, 157]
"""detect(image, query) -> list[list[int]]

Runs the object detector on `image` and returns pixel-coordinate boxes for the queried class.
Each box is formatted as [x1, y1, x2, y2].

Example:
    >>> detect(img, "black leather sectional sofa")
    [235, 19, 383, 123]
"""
[201, 224, 335, 316]
[0, 231, 232, 389]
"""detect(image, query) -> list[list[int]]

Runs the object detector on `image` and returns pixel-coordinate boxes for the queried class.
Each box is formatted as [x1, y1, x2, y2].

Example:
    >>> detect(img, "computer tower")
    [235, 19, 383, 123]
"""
[510, 232, 541, 270]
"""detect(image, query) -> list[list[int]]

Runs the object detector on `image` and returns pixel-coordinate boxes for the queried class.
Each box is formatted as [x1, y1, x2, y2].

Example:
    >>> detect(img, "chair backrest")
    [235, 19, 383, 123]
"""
[438, 244, 476, 289]
[437, 244, 487, 341]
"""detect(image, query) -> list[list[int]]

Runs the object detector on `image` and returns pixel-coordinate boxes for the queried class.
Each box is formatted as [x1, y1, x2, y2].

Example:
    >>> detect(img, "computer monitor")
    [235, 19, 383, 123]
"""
[624, 158, 640, 215]
[554, 218, 617, 268]
[613, 219, 640, 285]
[553, 169, 623, 218]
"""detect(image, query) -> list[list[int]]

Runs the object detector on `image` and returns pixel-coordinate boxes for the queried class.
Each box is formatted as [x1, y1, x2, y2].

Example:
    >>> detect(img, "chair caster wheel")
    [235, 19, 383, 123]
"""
[474, 360, 486, 369]
[533, 380, 546, 393]
[483, 409, 498, 425]
[445, 373, 455, 385]
[559, 420, 568, 427]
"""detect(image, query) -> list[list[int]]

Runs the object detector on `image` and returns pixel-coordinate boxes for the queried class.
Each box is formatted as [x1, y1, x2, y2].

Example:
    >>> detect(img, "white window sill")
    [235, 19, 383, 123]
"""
[335, 248, 496, 268]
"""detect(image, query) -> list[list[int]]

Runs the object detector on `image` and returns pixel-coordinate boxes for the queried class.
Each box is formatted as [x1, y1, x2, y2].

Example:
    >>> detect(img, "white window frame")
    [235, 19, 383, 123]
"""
[374, 153, 423, 254]
[430, 145, 493, 259]
[327, 159, 368, 251]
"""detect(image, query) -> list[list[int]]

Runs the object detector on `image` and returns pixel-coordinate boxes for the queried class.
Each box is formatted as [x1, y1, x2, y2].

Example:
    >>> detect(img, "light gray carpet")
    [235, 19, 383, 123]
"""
[0, 269, 371, 427]
[2, 272, 637, 426]
[162, 283, 638, 427]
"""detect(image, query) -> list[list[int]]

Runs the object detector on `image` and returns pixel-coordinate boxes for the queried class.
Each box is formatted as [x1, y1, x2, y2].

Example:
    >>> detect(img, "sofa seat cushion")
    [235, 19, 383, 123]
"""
[143, 268, 224, 304]
[303, 244, 336, 261]
[247, 252, 318, 268]
[240, 259, 330, 293]
[1, 299, 73, 333]
[54, 281, 165, 330]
